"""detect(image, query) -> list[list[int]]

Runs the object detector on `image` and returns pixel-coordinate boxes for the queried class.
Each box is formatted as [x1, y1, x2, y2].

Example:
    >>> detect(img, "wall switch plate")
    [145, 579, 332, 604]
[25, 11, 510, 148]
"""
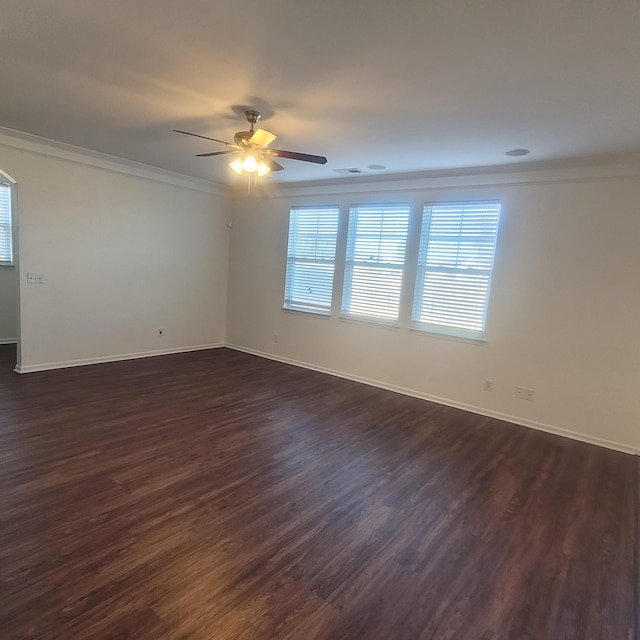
[516, 386, 526, 399]
[27, 272, 45, 284]
[526, 388, 536, 401]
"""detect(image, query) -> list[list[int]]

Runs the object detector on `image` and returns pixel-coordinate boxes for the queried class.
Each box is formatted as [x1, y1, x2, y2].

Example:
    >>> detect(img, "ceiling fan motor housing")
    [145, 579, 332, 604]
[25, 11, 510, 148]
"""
[234, 131, 253, 146]
[234, 110, 263, 146]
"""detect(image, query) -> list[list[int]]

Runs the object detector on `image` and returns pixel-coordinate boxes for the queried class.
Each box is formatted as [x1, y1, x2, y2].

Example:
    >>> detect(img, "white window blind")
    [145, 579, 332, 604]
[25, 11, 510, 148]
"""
[284, 206, 339, 314]
[0, 183, 12, 264]
[412, 202, 501, 338]
[342, 203, 410, 322]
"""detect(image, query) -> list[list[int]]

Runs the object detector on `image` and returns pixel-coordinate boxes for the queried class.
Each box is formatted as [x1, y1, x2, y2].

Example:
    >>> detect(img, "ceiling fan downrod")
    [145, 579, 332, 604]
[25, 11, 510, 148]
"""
[245, 110, 261, 133]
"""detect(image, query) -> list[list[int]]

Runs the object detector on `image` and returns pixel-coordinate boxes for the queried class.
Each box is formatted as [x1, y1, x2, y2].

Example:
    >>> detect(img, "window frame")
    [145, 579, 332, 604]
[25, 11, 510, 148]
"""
[411, 200, 502, 340]
[0, 180, 14, 267]
[283, 205, 340, 316]
[340, 202, 411, 325]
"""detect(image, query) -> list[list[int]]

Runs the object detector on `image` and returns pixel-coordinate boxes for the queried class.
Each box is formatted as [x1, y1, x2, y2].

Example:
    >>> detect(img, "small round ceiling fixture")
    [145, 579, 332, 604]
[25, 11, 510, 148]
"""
[367, 164, 387, 170]
[505, 148, 530, 157]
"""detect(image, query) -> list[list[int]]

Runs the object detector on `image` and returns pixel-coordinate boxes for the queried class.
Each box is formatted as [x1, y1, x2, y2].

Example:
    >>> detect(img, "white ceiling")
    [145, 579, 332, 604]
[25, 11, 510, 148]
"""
[1, 0, 639, 184]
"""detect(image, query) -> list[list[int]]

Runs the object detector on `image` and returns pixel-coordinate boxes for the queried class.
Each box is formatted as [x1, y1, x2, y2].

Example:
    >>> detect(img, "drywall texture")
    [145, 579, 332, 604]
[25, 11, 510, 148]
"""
[227, 171, 640, 453]
[0, 267, 18, 341]
[1, 142, 230, 370]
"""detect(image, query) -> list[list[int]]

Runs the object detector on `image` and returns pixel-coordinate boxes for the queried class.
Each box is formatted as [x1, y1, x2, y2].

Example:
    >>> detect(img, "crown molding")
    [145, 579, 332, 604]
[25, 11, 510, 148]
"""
[4, 124, 639, 201]
[0, 126, 230, 197]
[237, 153, 640, 200]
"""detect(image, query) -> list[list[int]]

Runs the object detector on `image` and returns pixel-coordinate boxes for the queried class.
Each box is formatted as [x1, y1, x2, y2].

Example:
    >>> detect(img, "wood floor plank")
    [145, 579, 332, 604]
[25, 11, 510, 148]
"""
[0, 344, 636, 639]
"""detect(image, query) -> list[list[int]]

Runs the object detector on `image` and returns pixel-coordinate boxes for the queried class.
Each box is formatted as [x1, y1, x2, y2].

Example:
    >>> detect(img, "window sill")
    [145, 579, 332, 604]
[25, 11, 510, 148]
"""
[0, 263, 15, 269]
[282, 306, 331, 318]
[409, 324, 486, 345]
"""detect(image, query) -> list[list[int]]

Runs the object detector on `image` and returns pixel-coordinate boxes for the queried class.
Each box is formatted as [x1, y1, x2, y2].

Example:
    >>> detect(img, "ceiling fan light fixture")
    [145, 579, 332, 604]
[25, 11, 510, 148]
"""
[230, 155, 270, 177]
[257, 160, 271, 177]
[230, 157, 244, 175]
[242, 155, 259, 173]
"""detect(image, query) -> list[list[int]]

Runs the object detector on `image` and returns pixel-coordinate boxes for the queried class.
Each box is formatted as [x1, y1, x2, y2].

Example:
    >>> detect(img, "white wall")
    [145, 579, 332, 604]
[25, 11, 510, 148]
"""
[227, 164, 640, 454]
[0, 267, 18, 342]
[0, 132, 231, 371]
[3, 127, 638, 454]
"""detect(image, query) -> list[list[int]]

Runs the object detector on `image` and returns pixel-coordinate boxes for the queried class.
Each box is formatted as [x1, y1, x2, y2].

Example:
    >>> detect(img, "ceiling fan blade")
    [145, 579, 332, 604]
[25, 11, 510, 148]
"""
[173, 129, 236, 147]
[195, 150, 238, 157]
[249, 128, 277, 149]
[261, 157, 285, 171]
[267, 148, 328, 164]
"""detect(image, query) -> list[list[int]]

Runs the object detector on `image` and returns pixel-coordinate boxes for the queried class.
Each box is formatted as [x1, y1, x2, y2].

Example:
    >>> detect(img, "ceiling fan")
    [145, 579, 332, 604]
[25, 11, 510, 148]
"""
[173, 110, 327, 177]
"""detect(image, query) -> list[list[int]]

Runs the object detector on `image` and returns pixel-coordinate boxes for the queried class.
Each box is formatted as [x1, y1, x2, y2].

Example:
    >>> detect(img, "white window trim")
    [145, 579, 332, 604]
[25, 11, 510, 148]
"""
[280, 198, 502, 344]
[411, 200, 501, 340]
[341, 202, 411, 325]
[0, 180, 14, 267]
[283, 205, 340, 315]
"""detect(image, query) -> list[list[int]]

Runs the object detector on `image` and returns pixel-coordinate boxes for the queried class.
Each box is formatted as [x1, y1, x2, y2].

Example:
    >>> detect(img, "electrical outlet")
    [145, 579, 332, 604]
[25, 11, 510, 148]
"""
[273, 334, 279, 344]
[483, 379, 493, 392]
[158, 328, 164, 336]
[526, 388, 536, 401]
[27, 272, 45, 284]
[516, 386, 526, 399]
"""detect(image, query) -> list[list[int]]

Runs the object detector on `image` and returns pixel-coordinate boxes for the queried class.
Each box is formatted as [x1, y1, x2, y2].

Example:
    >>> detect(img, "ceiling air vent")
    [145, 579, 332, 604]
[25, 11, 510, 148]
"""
[333, 168, 363, 175]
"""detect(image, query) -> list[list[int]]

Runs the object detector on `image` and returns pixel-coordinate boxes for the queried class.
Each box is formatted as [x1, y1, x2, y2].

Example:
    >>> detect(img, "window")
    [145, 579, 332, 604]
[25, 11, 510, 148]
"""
[284, 206, 339, 314]
[412, 201, 501, 339]
[0, 182, 13, 265]
[342, 203, 410, 322]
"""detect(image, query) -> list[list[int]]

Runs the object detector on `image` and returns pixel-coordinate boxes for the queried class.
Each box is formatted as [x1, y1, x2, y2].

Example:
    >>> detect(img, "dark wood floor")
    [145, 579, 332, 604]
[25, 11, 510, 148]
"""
[0, 344, 636, 640]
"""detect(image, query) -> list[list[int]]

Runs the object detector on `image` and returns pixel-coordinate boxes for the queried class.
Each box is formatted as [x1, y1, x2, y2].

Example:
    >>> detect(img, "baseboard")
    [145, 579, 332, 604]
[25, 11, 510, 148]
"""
[0, 338, 17, 344]
[226, 343, 640, 456]
[14, 343, 225, 374]
[635, 460, 640, 640]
